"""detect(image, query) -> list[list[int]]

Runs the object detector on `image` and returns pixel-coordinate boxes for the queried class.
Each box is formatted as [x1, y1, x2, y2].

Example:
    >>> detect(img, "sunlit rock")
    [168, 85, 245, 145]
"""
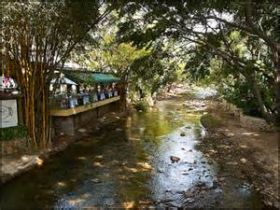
[137, 162, 152, 170]
[240, 158, 247, 164]
[91, 178, 101, 183]
[77, 128, 87, 133]
[36, 157, 43, 166]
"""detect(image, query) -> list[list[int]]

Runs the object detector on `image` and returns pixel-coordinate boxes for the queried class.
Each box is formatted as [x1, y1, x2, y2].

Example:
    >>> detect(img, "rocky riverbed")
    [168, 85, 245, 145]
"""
[198, 101, 279, 209]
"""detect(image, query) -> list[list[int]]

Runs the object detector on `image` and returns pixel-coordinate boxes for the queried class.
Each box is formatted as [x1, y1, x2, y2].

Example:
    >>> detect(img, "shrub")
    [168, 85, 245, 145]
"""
[134, 100, 149, 112]
[200, 113, 222, 130]
[0, 125, 28, 141]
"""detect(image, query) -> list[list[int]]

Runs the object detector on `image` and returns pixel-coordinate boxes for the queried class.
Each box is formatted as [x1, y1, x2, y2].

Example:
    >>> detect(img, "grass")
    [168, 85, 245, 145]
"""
[0, 125, 28, 141]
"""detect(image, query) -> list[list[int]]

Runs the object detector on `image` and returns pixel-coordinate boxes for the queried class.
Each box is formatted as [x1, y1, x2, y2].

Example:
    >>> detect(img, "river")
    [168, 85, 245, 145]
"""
[0, 96, 263, 209]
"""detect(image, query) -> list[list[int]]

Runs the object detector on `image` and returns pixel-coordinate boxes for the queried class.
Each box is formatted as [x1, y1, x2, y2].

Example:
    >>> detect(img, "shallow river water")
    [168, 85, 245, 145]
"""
[0, 97, 263, 209]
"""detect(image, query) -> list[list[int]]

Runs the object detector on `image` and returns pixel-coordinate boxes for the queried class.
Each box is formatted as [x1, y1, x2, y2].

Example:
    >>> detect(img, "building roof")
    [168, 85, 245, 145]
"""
[50, 77, 77, 85]
[62, 70, 120, 84]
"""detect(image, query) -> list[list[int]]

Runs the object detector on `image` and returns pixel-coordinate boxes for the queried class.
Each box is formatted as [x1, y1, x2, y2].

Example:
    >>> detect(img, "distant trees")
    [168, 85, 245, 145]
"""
[1, 1, 111, 147]
[72, 25, 182, 106]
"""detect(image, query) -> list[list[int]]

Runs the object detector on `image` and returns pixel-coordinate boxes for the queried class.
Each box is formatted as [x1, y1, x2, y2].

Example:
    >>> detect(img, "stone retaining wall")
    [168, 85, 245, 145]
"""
[215, 98, 274, 132]
[239, 114, 274, 132]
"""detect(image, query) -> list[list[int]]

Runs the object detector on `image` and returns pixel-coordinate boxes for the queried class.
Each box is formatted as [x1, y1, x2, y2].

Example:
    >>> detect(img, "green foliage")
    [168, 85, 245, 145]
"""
[134, 100, 149, 112]
[72, 24, 183, 100]
[200, 114, 222, 130]
[0, 125, 28, 141]
[185, 30, 276, 118]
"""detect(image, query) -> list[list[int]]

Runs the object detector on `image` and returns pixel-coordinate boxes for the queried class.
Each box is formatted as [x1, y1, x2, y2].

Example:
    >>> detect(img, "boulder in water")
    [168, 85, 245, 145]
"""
[180, 132, 186, 136]
[170, 156, 180, 163]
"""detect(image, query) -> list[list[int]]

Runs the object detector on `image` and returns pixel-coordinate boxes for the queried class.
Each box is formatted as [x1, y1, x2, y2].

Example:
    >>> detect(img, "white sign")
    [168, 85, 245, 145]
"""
[0, 99, 18, 128]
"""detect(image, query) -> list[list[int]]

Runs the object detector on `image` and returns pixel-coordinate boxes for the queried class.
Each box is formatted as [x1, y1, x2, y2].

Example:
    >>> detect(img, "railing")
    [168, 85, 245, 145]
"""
[49, 91, 118, 110]
[50, 91, 120, 117]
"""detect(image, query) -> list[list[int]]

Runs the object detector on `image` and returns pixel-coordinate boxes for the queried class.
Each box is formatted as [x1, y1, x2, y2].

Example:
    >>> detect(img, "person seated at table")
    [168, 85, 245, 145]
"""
[100, 88, 106, 100]
[108, 85, 113, 98]
[113, 84, 118, 96]
[97, 85, 101, 100]
[105, 85, 110, 99]
[89, 86, 98, 102]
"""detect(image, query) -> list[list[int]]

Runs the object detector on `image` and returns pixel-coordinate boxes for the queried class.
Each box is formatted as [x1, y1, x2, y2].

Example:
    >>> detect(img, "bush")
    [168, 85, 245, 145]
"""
[0, 125, 28, 141]
[134, 100, 149, 112]
[200, 113, 222, 130]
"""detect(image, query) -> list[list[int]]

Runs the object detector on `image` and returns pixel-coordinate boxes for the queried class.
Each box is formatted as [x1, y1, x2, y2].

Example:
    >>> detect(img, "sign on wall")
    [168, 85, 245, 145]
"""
[0, 99, 18, 128]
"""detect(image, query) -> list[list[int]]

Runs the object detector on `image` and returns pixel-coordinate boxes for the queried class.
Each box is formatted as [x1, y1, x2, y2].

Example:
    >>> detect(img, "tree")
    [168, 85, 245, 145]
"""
[1, 1, 111, 147]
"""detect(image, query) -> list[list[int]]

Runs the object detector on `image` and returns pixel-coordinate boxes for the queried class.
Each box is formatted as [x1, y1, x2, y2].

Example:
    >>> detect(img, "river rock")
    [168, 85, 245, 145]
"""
[184, 191, 194, 197]
[78, 128, 87, 133]
[240, 158, 247, 164]
[218, 177, 225, 182]
[170, 156, 180, 163]
[185, 198, 195, 203]
[196, 181, 206, 187]
[226, 161, 238, 165]
[91, 179, 101, 184]
[211, 180, 219, 189]
[180, 132, 186, 136]
[157, 166, 165, 173]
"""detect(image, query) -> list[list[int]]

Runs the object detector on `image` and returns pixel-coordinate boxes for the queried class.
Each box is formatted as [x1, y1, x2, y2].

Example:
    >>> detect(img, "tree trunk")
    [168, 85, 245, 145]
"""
[272, 45, 280, 125]
[16, 64, 50, 149]
[251, 76, 272, 122]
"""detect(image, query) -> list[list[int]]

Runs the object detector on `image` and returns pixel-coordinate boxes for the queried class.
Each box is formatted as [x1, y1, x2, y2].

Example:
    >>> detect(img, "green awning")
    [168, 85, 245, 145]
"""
[63, 71, 120, 85]
[92, 73, 120, 83]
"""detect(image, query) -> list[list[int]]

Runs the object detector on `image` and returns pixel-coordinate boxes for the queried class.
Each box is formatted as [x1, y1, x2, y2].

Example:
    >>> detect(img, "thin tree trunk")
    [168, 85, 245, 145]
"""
[272, 45, 280, 125]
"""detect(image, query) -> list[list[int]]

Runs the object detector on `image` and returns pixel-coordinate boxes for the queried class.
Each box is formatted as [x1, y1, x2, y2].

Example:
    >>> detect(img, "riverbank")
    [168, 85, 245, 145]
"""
[199, 100, 279, 208]
[1, 111, 127, 184]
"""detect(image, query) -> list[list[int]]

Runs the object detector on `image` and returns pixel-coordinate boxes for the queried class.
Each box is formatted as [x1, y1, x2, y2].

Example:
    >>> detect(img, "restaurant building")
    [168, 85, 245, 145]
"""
[50, 68, 122, 136]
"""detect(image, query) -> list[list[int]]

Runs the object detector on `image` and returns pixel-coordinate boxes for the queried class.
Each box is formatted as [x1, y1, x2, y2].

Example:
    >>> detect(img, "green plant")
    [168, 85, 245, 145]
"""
[134, 100, 149, 112]
[0, 125, 28, 141]
[200, 114, 222, 130]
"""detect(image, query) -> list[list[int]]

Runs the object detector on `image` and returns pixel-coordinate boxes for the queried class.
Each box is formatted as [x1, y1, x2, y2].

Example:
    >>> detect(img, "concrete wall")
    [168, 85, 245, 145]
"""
[52, 101, 121, 137]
